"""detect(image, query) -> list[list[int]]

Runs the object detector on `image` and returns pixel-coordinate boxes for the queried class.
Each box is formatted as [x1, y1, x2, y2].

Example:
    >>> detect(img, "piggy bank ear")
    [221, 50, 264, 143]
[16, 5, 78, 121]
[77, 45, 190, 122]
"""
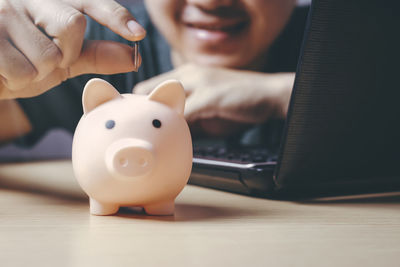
[147, 80, 185, 116]
[82, 78, 122, 114]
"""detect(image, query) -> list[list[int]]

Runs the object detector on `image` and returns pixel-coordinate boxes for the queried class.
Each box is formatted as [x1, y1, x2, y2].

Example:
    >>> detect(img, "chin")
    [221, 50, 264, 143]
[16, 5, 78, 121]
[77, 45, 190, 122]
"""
[186, 52, 253, 69]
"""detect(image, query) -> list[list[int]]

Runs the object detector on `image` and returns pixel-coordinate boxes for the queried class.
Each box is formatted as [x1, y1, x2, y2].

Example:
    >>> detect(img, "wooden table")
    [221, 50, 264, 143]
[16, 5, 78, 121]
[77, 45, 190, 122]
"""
[0, 160, 399, 267]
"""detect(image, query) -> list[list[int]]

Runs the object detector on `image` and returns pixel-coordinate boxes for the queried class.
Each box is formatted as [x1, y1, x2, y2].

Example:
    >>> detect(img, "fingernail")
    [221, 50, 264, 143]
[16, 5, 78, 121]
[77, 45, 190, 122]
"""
[127, 20, 146, 38]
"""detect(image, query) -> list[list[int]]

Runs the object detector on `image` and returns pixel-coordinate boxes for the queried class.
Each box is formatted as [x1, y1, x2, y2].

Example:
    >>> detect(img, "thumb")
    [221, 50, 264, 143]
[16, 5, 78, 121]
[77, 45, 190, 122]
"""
[69, 40, 140, 77]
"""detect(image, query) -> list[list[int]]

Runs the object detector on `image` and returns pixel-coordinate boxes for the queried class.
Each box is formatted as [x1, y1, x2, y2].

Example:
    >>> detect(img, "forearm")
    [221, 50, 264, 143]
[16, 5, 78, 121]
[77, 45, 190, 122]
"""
[134, 65, 295, 137]
[0, 99, 32, 143]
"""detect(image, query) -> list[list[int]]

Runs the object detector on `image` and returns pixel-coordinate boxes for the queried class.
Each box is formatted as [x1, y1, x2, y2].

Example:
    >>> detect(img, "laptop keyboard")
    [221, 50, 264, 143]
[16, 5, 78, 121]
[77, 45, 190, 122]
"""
[193, 144, 278, 164]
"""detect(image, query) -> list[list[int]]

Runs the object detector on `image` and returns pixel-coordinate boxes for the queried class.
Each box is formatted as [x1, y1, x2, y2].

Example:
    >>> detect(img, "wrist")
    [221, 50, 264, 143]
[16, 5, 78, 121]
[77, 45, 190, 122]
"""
[265, 72, 294, 119]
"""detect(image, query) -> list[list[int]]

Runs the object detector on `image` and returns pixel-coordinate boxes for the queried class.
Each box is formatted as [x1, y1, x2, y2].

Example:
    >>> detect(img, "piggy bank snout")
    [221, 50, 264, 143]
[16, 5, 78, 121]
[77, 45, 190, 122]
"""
[105, 139, 155, 179]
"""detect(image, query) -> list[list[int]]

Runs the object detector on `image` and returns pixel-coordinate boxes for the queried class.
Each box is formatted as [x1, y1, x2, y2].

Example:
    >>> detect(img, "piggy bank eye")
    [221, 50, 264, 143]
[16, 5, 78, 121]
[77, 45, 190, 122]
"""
[105, 120, 115, 129]
[152, 119, 162, 128]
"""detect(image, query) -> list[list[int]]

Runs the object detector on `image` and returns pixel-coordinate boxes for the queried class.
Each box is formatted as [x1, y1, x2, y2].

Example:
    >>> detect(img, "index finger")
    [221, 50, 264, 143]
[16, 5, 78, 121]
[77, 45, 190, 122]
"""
[76, 0, 146, 41]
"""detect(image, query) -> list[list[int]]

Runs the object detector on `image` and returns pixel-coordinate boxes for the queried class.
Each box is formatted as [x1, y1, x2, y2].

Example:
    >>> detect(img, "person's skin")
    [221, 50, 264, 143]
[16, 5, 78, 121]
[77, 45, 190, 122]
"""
[134, 64, 294, 137]
[136, 0, 297, 137]
[145, 0, 296, 70]
[0, 0, 146, 142]
[0, 0, 298, 141]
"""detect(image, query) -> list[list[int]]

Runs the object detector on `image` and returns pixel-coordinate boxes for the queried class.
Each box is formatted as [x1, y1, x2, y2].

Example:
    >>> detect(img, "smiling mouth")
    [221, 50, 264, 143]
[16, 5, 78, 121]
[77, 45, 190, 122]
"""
[184, 20, 249, 34]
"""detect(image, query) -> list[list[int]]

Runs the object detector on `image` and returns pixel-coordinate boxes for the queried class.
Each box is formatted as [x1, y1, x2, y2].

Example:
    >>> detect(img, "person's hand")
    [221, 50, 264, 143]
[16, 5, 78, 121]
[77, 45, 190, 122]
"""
[0, 0, 146, 99]
[134, 64, 295, 137]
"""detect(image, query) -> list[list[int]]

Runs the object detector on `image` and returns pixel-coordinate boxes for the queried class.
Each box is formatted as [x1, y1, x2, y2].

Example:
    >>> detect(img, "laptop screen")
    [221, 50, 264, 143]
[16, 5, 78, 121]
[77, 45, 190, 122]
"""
[274, 0, 400, 195]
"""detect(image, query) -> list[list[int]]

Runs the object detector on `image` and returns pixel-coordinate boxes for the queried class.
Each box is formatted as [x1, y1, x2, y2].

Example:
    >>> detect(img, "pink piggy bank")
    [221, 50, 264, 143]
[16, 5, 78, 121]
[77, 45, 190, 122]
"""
[72, 78, 192, 216]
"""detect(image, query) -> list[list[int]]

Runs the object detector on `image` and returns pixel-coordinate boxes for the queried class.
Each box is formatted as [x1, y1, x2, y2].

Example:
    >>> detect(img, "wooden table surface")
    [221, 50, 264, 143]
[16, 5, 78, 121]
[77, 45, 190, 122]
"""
[0, 160, 399, 267]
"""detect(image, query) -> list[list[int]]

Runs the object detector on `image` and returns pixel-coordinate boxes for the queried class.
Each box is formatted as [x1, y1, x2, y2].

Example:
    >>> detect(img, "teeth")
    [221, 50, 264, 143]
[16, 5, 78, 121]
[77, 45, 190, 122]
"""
[203, 25, 222, 30]
[188, 23, 237, 31]
[190, 24, 219, 30]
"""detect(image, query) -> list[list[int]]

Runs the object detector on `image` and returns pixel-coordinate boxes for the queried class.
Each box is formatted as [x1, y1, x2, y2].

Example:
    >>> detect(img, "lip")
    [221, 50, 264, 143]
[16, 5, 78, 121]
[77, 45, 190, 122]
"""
[183, 17, 249, 31]
[179, 5, 251, 55]
[183, 19, 249, 44]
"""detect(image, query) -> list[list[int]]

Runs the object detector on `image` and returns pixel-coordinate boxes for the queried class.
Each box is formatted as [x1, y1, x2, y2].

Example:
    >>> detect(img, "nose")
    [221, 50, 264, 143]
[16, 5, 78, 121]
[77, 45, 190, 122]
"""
[105, 138, 155, 179]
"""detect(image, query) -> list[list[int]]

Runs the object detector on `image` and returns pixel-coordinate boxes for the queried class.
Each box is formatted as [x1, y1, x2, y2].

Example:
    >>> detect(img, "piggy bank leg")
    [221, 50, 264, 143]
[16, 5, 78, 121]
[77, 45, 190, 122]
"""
[89, 198, 119, 215]
[144, 201, 175, 216]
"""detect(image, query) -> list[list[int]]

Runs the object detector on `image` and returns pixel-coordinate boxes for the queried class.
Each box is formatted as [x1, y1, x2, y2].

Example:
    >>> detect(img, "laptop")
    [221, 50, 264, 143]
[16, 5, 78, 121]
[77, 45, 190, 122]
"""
[190, 0, 400, 198]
